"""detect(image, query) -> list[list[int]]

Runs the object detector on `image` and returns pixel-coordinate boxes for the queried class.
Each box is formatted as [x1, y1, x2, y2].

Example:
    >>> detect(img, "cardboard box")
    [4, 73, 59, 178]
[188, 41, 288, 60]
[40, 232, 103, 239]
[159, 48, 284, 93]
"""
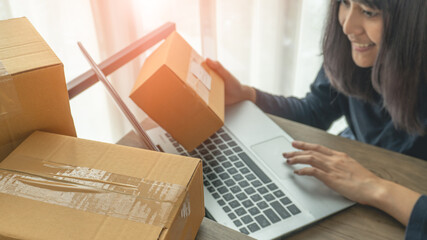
[130, 31, 224, 152]
[0, 17, 76, 161]
[0, 131, 204, 240]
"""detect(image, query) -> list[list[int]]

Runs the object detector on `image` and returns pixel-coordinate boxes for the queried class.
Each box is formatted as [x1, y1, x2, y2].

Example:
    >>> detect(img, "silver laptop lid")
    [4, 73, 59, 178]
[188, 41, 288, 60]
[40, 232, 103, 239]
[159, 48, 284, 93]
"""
[78, 42, 159, 151]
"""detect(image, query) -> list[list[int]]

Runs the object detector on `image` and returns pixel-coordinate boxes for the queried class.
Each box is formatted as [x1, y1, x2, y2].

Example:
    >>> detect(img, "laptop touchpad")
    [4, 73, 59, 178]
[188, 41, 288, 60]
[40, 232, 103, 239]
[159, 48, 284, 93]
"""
[251, 136, 305, 180]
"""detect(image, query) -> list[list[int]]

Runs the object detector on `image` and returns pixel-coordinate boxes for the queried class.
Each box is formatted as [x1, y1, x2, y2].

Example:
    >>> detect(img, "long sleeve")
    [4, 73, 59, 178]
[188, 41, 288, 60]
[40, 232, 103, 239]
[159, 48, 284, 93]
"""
[254, 67, 344, 130]
[405, 195, 427, 239]
[253, 65, 427, 160]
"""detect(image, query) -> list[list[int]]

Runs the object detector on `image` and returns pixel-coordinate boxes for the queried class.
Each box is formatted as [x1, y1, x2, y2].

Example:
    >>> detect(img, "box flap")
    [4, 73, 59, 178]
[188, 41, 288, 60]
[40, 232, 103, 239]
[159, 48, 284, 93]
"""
[0, 17, 61, 75]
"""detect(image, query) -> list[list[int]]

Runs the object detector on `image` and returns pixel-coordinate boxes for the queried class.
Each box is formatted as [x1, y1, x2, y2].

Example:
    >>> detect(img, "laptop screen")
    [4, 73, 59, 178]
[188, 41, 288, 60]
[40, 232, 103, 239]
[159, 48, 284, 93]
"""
[77, 42, 159, 152]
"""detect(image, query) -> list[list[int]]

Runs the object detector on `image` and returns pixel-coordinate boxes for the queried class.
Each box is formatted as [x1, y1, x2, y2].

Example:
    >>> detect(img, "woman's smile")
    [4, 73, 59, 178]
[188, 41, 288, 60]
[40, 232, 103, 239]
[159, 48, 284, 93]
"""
[351, 41, 376, 52]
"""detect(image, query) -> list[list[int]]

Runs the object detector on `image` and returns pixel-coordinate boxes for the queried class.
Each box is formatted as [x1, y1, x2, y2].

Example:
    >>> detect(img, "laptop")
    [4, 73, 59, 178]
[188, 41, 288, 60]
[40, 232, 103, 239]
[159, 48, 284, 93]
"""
[79, 42, 354, 240]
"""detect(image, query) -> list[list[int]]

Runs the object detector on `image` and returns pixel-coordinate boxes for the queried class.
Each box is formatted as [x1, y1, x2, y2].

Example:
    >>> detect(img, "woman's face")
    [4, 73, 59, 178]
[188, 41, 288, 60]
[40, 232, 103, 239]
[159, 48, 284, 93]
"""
[338, 0, 383, 67]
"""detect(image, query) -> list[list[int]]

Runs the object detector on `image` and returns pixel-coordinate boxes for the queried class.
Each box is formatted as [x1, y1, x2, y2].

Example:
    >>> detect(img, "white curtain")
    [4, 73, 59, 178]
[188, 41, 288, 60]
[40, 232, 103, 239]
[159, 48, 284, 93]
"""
[214, 0, 329, 97]
[0, 0, 344, 143]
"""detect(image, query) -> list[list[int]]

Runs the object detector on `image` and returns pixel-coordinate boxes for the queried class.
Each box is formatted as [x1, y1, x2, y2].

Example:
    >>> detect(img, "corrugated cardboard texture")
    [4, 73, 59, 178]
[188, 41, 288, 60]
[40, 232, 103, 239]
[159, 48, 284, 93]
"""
[0, 131, 204, 240]
[0, 17, 76, 161]
[130, 31, 224, 152]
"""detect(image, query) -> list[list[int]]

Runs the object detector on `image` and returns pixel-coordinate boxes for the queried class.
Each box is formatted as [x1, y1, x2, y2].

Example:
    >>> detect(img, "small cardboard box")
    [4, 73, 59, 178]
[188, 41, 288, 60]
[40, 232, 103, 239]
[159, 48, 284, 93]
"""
[0, 17, 76, 161]
[0, 131, 204, 240]
[130, 31, 224, 152]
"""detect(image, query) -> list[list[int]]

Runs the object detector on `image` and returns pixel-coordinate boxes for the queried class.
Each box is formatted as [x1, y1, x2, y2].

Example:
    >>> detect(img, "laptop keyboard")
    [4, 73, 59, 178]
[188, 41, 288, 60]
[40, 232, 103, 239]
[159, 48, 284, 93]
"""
[164, 128, 301, 235]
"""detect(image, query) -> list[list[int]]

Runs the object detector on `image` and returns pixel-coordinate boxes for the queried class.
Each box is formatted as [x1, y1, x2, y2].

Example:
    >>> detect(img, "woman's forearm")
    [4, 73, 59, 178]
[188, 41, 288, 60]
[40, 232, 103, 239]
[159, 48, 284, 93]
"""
[370, 179, 421, 226]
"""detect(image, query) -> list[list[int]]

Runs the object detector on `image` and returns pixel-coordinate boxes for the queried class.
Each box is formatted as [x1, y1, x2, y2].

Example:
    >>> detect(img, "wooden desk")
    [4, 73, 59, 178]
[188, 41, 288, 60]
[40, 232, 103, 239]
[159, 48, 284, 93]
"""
[118, 115, 427, 240]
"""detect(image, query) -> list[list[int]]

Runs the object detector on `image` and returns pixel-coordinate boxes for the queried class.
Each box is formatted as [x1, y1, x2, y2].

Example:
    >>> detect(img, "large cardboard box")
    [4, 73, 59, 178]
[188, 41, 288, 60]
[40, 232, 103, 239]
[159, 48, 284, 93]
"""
[0, 131, 204, 240]
[0, 17, 76, 161]
[130, 31, 224, 152]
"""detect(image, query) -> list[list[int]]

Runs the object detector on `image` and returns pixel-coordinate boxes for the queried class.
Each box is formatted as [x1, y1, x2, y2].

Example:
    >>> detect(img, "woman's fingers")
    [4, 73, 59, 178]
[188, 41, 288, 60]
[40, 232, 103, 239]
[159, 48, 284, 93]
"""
[206, 58, 220, 71]
[206, 58, 233, 81]
[283, 141, 389, 206]
[206, 58, 253, 105]
[284, 150, 321, 158]
[291, 141, 335, 156]
[286, 154, 330, 172]
[294, 167, 328, 182]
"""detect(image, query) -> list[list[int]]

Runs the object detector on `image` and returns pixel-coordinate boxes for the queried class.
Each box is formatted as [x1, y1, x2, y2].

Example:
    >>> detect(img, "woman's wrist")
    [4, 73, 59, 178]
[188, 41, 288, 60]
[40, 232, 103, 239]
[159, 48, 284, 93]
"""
[367, 178, 421, 225]
[241, 85, 256, 103]
[367, 178, 393, 208]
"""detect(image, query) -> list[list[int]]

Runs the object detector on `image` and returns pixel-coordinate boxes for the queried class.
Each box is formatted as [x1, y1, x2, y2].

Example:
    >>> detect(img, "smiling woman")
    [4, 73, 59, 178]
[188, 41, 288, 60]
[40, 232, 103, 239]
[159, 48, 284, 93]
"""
[206, 0, 426, 238]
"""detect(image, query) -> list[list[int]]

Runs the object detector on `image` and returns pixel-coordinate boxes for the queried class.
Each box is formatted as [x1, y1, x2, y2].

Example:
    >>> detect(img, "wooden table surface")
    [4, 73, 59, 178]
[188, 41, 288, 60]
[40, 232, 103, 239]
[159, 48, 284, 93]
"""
[118, 115, 427, 240]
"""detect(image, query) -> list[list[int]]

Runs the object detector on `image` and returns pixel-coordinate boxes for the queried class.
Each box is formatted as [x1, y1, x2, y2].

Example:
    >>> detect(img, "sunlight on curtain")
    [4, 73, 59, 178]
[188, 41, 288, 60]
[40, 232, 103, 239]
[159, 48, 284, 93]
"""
[215, 0, 329, 96]
[1, 0, 203, 144]
[132, 0, 202, 51]
[1, 0, 121, 143]
[216, 0, 303, 96]
[4, 0, 99, 81]
[1, 0, 345, 141]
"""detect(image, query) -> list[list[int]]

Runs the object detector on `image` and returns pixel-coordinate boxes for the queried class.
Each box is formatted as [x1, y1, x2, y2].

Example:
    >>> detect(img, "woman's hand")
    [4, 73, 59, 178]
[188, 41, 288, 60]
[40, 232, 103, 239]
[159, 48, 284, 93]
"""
[205, 58, 256, 105]
[283, 141, 385, 205]
[284, 141, 421, 226]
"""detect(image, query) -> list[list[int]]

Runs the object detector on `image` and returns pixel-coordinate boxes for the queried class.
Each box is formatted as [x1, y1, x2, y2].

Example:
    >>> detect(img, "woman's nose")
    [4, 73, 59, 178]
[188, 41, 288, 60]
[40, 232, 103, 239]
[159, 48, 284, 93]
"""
[342, 8, 364, 36]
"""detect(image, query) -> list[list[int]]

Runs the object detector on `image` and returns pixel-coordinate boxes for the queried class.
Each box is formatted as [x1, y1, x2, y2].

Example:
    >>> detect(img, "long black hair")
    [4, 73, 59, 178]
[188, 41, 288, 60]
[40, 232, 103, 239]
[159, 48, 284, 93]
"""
[323, 0, 427, 135]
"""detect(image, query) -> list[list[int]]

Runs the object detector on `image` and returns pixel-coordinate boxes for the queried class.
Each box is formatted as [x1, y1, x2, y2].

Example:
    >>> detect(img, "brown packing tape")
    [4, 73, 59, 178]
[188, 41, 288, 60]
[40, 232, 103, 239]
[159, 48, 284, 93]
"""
[0, 155, 190, 227]
[0, 60, 23, 160]
[186, 50, 211, 104]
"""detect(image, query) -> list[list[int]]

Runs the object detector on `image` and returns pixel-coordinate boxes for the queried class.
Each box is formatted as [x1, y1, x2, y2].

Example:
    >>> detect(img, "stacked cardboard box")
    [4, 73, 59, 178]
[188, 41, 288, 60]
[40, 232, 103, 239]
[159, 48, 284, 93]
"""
[0, 17, 76, 160]
[0, 131, 204, 240]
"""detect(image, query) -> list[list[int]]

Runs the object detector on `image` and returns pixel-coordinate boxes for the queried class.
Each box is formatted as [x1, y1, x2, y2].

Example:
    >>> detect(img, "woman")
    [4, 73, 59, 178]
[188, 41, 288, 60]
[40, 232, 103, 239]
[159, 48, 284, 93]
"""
[206, 0, 426, 238]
